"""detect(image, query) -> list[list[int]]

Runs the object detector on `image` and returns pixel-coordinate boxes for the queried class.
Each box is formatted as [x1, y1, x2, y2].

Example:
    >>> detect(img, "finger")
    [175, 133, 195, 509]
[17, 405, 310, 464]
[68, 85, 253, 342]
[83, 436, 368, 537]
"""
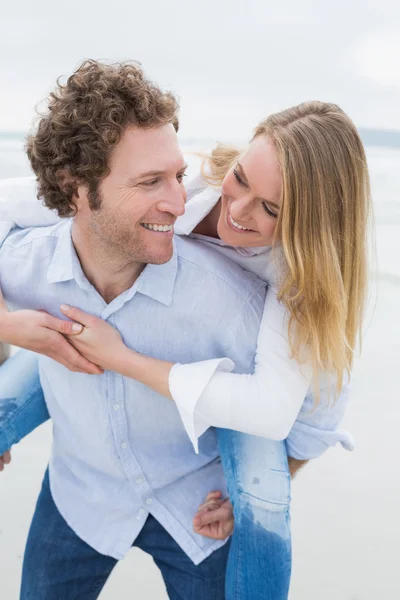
[60, 305, 96, 328]
[2, 450, 11, 464]
[43, 313, 83, 336]
[196, 500, 223, 513]
[193, 506, 232, 528]
[0, 460, 4, 472]
[204, 491, 222, 501]
[52, 338, 103, 374]
[50, 351, 102, 375]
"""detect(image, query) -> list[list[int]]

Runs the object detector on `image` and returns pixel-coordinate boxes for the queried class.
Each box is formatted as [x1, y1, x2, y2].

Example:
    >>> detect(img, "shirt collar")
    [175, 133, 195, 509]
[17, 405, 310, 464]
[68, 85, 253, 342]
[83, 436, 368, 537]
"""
[47, 219, 178, 307]
[175, 185, 221, 235]
[135, 242, 178, 307]
[47, 220, 75, 284]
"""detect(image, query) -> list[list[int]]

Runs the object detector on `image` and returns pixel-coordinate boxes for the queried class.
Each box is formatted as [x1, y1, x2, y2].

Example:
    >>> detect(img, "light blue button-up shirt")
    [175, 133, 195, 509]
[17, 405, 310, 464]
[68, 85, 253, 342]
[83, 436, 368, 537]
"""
[0, 220, 266, 564]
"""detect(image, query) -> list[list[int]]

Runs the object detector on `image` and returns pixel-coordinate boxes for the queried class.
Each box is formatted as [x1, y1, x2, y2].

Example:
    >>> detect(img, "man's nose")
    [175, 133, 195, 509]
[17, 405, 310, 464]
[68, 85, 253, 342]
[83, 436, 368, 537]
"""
[158, 185, 186, 217]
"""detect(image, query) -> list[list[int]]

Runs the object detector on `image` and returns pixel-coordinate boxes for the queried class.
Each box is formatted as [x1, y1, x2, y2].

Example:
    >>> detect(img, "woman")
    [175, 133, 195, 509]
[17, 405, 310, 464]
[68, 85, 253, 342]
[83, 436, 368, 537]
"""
[0, 101, 371, 599]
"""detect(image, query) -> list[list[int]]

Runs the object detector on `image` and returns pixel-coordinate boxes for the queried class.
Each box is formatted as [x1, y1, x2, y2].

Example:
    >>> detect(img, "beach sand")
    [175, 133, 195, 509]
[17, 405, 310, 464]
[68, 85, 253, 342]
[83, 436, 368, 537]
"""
[0, 277, 398, 599]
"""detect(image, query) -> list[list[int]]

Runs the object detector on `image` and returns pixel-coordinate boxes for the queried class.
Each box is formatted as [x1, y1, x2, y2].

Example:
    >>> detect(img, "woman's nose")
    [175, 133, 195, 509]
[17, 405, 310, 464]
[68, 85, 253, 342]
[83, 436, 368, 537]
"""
[230, 196, 253, 221]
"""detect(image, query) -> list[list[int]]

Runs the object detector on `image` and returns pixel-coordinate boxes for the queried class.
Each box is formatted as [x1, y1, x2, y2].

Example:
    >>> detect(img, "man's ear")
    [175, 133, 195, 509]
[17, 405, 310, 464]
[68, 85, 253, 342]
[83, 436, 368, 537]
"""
[56, 170, 85, 212]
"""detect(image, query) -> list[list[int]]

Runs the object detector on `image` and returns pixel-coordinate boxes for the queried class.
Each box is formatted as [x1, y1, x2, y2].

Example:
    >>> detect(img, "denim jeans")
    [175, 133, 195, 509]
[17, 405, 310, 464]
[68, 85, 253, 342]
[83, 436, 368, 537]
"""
[0, 350, 292, 600]
[21, 469, 230, 599]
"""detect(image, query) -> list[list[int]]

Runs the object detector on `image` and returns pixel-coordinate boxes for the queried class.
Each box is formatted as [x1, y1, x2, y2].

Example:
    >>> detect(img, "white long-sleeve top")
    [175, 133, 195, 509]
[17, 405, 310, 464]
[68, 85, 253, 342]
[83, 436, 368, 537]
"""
[0, 158, 354, 458]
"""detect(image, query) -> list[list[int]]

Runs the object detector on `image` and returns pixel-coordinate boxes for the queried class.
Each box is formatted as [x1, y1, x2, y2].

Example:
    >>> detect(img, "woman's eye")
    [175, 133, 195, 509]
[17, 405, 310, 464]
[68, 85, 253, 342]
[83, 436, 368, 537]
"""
[262, 202, 278, 219]
[177, 173, 187, 183]
[233, 168, 246, 186]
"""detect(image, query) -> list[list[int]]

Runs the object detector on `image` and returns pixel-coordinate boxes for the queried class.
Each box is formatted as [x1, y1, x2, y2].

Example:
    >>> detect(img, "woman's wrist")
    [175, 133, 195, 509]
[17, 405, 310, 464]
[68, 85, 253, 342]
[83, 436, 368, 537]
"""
[117, 347, 174, 400]
[116, 346, 143, 379]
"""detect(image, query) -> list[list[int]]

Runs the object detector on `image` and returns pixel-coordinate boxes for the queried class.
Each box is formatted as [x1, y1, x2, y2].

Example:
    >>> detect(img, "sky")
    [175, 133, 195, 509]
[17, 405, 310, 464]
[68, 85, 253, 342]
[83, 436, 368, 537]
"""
[0, 0, 397, 141]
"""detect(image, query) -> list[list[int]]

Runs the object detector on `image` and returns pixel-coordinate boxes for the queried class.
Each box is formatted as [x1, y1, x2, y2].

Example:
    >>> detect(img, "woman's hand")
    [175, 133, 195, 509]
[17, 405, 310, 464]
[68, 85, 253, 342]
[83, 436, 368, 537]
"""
[60, 305, 126, 373]
[193, 491, 234, 540]
[0, 290, 102, 374]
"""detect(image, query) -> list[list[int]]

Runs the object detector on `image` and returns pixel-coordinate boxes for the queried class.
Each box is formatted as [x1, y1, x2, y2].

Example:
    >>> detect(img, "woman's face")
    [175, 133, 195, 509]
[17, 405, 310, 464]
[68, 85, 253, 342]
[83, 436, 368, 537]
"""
[217, 135, 282, 247]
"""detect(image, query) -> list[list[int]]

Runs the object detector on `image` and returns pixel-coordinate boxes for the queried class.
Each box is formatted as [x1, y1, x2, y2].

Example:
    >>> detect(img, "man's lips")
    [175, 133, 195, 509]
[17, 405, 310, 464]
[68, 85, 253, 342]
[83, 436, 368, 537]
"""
[140, 223, 175, 236]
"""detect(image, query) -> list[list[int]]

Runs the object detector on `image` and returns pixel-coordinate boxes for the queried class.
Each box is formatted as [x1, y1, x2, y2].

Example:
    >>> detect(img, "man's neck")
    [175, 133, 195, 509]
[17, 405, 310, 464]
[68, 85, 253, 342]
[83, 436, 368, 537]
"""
[71, 222, 145, 305]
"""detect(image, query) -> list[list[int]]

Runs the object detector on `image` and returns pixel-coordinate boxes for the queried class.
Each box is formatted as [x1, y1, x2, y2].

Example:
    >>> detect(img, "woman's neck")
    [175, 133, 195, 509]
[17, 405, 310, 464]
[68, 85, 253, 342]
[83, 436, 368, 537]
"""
[192, 198, 221, 238]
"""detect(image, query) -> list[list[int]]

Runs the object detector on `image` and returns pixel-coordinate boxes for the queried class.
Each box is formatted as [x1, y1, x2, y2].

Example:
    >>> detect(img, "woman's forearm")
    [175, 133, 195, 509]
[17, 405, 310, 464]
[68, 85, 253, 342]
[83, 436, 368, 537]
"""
[117, 347, 174, 400]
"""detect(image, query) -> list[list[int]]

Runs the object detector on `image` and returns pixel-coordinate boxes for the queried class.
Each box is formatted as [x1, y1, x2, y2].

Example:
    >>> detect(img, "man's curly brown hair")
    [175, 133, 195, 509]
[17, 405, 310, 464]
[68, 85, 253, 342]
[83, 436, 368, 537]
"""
[26, 60, 180, 217]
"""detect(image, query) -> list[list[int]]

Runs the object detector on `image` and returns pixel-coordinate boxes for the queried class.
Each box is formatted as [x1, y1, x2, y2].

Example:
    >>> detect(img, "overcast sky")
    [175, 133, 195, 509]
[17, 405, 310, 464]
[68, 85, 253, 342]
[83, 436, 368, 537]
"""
[0, 0, 397, 140]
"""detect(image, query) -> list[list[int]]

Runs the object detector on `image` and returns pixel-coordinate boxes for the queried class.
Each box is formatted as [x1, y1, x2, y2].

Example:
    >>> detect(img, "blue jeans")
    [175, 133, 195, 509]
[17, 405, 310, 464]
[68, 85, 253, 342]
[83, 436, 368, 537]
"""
[218, 429, 291, 599]
[0, 350, 292, 599]
[21, 469, 230, 599]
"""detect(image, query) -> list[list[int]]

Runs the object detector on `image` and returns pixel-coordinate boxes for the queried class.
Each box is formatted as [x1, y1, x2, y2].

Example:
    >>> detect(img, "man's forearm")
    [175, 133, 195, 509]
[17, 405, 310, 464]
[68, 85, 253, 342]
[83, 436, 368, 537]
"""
[288, 457, 309, 478]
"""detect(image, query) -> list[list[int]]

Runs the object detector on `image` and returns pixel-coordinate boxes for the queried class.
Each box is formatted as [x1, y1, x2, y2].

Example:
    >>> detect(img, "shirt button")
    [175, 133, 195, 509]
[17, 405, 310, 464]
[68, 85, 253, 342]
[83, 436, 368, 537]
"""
[113, 404, 120, 411]
[145, 498, 153, 505]
[136, 478, 143, 485]
[137, 508, 146, 520]
[121, 442, 128, 449]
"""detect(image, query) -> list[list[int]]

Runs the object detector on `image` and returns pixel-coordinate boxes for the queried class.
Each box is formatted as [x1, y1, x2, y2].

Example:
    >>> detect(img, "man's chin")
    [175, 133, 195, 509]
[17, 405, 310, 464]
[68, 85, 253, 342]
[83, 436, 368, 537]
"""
[145, 247, 174, 266]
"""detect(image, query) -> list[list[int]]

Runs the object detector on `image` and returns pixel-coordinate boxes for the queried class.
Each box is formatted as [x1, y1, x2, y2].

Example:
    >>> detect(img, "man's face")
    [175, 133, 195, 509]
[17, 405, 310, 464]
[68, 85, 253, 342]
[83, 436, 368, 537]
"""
[77, 123, 187, 265]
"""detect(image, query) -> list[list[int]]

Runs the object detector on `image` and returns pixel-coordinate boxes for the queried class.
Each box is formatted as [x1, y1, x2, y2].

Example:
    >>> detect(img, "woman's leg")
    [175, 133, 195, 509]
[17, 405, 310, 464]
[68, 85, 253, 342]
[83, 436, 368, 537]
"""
[217, 428, 292, 600]
[0, 349, 50, 455]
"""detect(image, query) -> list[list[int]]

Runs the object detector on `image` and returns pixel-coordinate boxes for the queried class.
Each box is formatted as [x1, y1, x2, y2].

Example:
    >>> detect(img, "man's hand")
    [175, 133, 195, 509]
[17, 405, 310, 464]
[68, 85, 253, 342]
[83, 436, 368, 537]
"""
[193, 491, 234, 540]
[0, 289, 102, 375]
[0, 450, 11, 472]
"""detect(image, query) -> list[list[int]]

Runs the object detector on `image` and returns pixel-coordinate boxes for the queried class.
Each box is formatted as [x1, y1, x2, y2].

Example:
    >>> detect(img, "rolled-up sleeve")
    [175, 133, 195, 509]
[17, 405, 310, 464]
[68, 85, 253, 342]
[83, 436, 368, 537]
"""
[169, 358, 235, 453]
[170, 286, 354, 459]
[285, 380, 355, 460]
[169, 289, 311, 453]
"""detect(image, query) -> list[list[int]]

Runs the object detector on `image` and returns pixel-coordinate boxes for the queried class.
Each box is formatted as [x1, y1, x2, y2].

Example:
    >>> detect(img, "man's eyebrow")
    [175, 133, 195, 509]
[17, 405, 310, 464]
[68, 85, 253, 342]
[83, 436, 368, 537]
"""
[127, 164, 188, 185]
[128, 164, 188, 183]
[237, 161, 281, 210]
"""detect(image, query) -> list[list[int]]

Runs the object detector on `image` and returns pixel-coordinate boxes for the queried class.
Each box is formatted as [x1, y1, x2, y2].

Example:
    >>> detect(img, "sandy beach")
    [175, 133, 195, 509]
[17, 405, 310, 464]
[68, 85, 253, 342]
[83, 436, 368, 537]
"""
[0, 275, 398, 599]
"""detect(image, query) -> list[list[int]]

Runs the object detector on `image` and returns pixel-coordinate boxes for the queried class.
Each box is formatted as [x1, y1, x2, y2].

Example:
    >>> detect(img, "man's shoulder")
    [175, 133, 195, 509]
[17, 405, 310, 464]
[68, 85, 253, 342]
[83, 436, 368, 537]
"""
[174, 235, 266, 300]
[2, 221, 67, 251]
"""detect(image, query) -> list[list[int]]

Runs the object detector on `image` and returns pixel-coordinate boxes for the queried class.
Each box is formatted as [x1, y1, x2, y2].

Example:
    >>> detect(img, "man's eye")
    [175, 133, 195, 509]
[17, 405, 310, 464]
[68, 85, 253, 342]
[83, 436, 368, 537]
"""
[142, 179, 159, 187]
[177, 173, 187, 183]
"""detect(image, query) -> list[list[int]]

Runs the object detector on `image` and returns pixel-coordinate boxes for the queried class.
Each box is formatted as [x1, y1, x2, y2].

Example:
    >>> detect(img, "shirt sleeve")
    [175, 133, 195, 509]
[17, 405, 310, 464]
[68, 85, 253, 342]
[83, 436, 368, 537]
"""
[285, 379, 355, 459]
[170, 287, 354, 458]
[0, 177, 60, 228]
[169, 287, 312, 453]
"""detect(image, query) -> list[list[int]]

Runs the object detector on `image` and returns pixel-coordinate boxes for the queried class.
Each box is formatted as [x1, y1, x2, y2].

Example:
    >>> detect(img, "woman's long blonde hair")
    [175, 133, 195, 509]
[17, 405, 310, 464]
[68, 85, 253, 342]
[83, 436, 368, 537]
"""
[205, 101, 371, 397]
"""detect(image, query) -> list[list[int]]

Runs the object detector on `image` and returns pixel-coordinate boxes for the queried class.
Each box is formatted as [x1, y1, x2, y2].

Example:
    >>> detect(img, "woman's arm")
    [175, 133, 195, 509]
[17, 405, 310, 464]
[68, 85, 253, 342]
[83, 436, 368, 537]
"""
[60, 292, 353, 459]
[59, 294, 311, 446]
[0, 290, 102, 375]
[0, 177, 60, 228]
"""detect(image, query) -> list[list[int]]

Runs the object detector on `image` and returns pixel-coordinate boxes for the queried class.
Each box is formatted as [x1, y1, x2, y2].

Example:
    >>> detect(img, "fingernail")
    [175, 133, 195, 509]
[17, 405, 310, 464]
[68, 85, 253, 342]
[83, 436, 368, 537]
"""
[60, 304, 70, 311]
[72, 323, 83, 333]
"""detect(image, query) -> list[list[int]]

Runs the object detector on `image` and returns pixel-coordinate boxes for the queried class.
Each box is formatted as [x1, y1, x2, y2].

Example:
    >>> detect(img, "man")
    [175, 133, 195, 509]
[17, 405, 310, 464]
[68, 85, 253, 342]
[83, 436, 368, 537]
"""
[0, 60, 266, 598]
